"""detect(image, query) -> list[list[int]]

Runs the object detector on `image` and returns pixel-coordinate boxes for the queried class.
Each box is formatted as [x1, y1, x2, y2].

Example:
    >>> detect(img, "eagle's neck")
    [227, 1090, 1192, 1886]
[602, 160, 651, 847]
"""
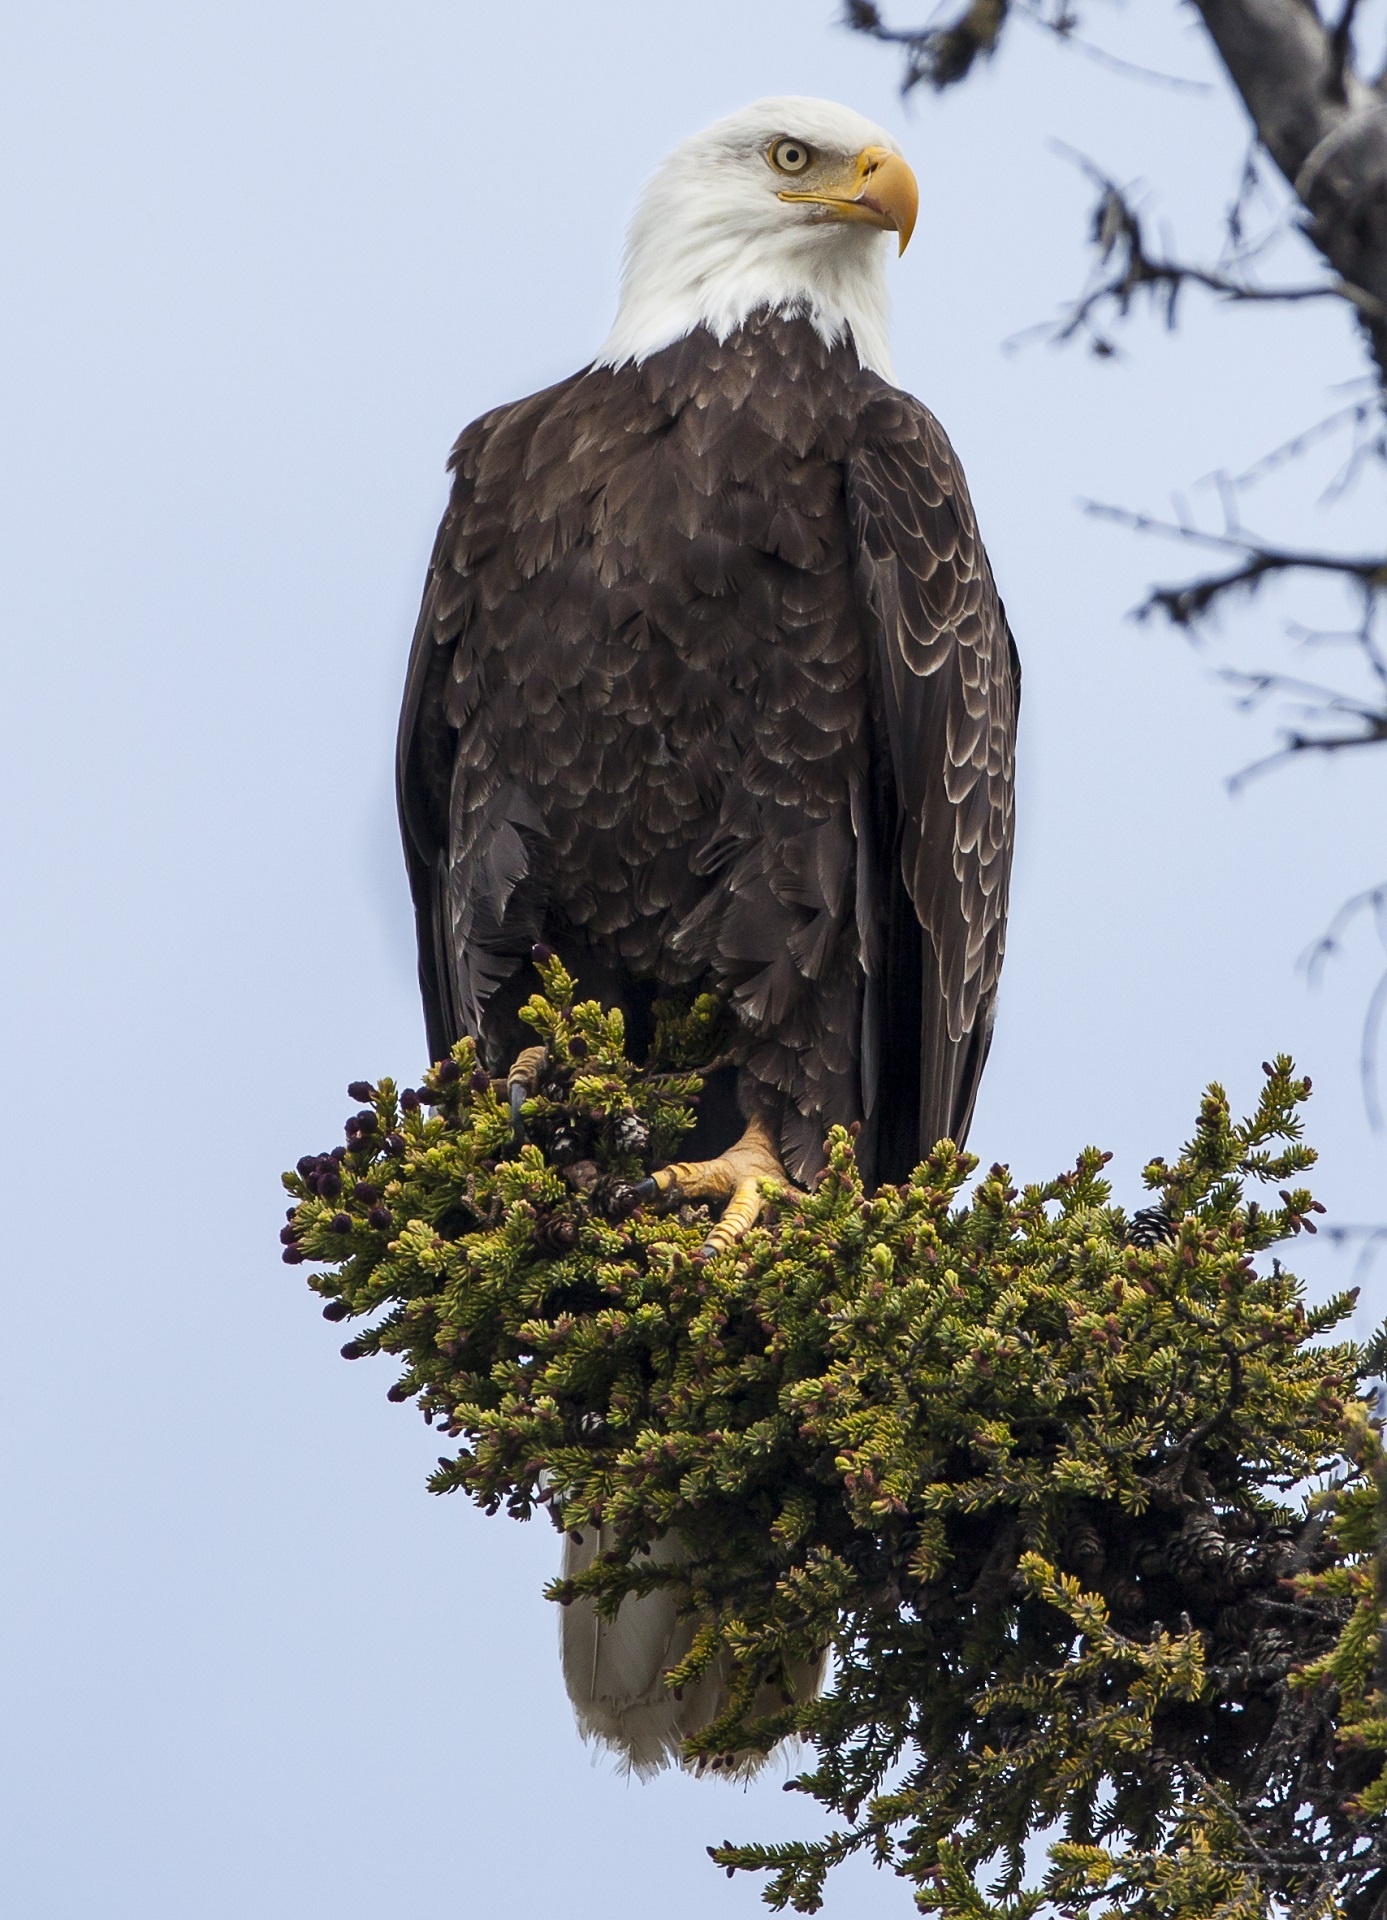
[597, 201, 895, 381]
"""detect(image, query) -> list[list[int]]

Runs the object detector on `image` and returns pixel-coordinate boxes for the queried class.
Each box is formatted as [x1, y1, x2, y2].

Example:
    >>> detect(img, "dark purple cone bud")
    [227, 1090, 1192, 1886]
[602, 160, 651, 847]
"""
[531, 942, 554, 964]
[329, 1211, 352, 1234]
[401, 1088, 421, 1112]
[330, 1145, 347, 1161]
[534, 1213, 579, 1255]
[383, 1133, 405, 1157]
[279, 1224, 300, 1245]
[316, 1170, 342, 1199]
[347, 1081, 374, 1103]
[568, 1034, 588, 1060]
[286, 1206, 297, 1221]
[470, 1067, 491, 1094]
[437, 1058, 462, 1085]
[344, 1116, 360, 1139]
[282, 1246, 306, 1265]
[386, 1382, 411, 1403]
[321, 1299, 351, 1322]
[368, 1205, 392, 1231]
[296, 1155, 318, 1179]
[340, 1340, 364, 1360]
[354, 1183, 379, 1205]
[353, 1110, 377, 1134]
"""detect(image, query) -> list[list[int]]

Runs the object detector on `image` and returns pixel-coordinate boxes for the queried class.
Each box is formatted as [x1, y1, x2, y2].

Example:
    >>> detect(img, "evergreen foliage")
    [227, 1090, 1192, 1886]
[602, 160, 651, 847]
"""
[282, 958, 1387, 1917]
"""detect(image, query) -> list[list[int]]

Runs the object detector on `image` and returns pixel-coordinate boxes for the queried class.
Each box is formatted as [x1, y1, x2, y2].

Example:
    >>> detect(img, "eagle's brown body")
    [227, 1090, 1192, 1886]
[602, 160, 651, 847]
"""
[398, 312, 1018, 1187]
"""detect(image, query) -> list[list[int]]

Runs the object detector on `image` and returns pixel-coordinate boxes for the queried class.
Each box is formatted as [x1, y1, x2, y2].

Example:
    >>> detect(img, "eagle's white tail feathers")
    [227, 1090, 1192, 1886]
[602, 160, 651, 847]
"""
[559, 1527, 825, 1777]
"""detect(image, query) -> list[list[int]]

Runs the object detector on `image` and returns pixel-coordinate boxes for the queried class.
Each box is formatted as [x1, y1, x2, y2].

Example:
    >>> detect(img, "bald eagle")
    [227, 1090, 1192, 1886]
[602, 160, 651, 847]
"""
[397, 97, 1019, 1772]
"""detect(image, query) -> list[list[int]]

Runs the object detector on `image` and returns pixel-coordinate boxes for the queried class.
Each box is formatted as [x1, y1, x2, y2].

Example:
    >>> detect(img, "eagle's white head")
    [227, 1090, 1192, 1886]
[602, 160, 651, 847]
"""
[597, 97, 917, 383]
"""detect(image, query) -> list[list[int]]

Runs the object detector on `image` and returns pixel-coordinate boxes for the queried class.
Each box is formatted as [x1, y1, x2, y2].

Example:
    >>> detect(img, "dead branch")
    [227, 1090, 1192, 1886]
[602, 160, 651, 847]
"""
[1219, 669, 1387, 784]
[1080, 503, 1387, 623]
[1211, 392, 1387, 505]
[1080, 507, 1387, 786]
[842, 0, 1210, 94]
[842, 0, 1010, 92]
[1018, 158, 1385, 358]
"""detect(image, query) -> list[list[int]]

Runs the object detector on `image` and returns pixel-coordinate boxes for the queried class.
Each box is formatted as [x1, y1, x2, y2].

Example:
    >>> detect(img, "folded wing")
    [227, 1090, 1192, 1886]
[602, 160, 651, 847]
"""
[847, 391, 1020, 1172]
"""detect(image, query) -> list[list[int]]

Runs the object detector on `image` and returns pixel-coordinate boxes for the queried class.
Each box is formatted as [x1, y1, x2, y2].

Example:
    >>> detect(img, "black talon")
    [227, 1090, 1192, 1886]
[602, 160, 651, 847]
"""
[632, 1178, 658, 1203]
[510, 1084, 528, 1139]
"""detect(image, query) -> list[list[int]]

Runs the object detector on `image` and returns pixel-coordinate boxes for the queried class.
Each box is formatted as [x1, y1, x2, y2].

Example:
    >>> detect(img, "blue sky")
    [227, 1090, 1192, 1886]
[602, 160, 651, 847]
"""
[1, 4, 1382, 1915]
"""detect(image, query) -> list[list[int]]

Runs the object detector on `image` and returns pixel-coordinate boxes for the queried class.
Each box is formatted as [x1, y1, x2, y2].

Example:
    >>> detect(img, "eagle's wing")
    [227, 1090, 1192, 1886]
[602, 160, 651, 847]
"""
[397, 500, 466, 1067]
[846, 390, 1019, 1168]
[397, 380, 580, 1065]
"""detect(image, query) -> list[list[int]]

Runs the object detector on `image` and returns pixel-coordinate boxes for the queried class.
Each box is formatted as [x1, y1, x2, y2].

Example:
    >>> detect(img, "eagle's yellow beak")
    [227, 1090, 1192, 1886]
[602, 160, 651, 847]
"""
[777, 145, 919, 255]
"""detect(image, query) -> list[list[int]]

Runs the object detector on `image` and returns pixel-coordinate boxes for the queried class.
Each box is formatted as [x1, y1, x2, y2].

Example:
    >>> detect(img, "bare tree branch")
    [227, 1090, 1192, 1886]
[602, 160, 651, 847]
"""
[1080, 506, 1387, 786]
[1211, 392, 1386, 504]
[1304, 880, 1387, 1129]
[1011, 156, 1385, 357]
[1080, 501, 1387, 618]
[1011, 0, 1213, 92]
[843, 0, 1010, 91]
[842, 0, 1210, 94]
[1220, 142, 1295, 268]
[1219, 670, 1387, 784]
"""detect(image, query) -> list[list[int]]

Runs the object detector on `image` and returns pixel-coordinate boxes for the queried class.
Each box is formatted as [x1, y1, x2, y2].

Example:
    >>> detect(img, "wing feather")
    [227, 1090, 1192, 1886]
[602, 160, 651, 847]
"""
[396, 378, 584, 1063]
[847, 394, 1019, 1167]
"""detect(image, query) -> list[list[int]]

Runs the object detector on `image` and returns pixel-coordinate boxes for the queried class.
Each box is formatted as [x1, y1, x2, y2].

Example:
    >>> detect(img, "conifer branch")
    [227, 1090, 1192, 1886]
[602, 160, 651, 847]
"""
[282, 966, 1386, 1916]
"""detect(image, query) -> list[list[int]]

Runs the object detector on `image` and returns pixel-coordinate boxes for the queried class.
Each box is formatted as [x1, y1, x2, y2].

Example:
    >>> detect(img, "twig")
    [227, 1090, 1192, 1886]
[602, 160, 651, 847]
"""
[1080, 506, 1387, 797]
[1221, 145, 1263, 265]
[1012, 0, 1211, 93]
[841, 0, 1008, 92]
[841, 0, 1210, 94]
[1329, 0, 1363, 104]
[1206, 396, 1386, 501]
[1024, 156, 1386, 358]
[1303, 882, 1387, 1129]
[1080, 503, 1387, 622]
[1365, 970, 1387, 1131]
[1325, 1222, 1387, 1289]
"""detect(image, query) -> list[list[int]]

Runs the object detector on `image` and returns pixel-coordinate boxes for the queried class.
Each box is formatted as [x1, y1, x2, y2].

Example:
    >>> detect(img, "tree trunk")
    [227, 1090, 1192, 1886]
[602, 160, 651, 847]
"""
[1194, 0, 1387, 382]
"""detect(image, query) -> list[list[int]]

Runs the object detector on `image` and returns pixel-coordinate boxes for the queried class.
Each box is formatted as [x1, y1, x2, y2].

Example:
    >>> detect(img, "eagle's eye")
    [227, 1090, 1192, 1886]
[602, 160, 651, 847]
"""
[768, 138, 813, 176]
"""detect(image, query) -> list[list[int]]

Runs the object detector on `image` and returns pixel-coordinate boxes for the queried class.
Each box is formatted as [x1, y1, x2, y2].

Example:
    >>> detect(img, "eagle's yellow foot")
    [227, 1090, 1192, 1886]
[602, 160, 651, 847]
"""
[502, 1045, 548, 1137]
[634, 1115, 787, 1258]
